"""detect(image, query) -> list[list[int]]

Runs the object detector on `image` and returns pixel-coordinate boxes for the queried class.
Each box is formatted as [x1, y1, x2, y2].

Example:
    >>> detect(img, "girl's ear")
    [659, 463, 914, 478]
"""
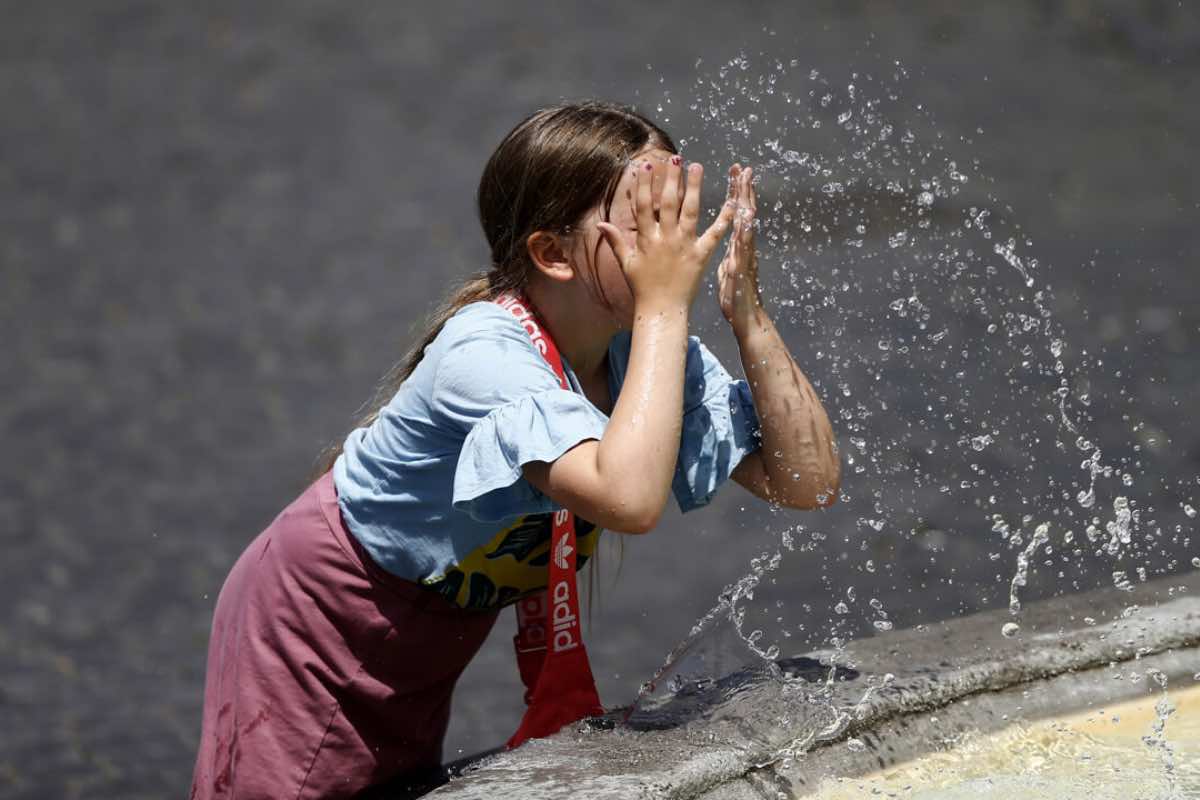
[525, 231, 575, 283]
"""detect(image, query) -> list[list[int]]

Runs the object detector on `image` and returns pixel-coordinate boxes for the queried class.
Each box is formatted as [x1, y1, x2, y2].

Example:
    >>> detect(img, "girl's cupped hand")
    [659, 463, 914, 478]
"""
[597, 156, 736, 311]
[716, 164, 764, 335]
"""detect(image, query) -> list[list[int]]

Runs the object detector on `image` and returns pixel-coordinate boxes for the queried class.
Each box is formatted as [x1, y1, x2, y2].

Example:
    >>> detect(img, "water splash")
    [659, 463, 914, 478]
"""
[1010, 522, 1050, 613]
[625, 544, 787, 717]
[629, 49, 1198, 760]
[1140, 668, 1178, 793]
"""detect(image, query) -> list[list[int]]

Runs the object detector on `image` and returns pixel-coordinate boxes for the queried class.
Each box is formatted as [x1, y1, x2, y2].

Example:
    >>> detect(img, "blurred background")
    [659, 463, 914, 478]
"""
[2, 1, 1198, 797]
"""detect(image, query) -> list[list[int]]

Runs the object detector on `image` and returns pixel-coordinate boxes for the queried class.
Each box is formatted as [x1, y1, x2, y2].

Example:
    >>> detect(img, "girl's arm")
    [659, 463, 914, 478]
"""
[523, 158, 735, 534]
[525, 299, 690, 534]
[718, 165, 840, 509]
[730, 308, 841, 509]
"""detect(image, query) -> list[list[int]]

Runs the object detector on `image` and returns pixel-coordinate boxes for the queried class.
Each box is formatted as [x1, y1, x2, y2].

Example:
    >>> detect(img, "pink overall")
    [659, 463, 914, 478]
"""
[190, 471, 500, 799]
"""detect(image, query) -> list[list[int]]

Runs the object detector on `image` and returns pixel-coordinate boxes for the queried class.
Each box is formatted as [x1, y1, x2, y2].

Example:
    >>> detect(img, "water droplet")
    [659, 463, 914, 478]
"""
[1184, 504, 1196, 518]
[1001, 622, 1020, 638]
[916, 191, 934, 207]
[846, 737, 866, 752]
[873, 620, 894, 632]
[834, 601, 850, 615]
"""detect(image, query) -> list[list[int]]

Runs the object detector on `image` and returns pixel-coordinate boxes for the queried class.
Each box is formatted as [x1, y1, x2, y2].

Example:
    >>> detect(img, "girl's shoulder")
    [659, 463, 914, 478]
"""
[429, 300, 555, 386]
[433, 300, 535, 356]
[443, 299, 524, 336]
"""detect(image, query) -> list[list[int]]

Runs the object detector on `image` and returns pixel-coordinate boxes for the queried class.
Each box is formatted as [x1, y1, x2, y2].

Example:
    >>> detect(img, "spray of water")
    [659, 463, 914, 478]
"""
[630, 48, 1196, 769]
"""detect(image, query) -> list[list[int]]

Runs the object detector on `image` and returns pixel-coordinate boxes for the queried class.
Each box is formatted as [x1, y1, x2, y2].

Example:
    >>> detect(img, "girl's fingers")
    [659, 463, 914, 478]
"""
[720, 163, 739, 211]
[634, 160, 656, 234]
[679, 162, 703, 233]
[696, 193, 737, 256]
[724, 219, 734, 272]
[730, 163, 747, 240]
[695, 162, 742, 256]
[659, 155, 683, 228]
[738, 166, 756, 243]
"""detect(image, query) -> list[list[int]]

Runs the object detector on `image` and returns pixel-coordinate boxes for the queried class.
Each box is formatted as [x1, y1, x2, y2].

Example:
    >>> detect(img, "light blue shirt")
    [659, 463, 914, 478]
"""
[332, 300, 762, 588]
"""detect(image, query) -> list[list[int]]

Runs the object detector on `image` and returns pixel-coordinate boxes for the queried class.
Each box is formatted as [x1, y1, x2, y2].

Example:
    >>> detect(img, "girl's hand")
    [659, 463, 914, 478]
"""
[716, 164, 764, 334]
[597, 156, 736, 311]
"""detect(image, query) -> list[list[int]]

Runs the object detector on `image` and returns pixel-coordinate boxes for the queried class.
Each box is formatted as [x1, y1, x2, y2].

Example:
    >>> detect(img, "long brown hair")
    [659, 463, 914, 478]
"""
[310, 100, 677, 617]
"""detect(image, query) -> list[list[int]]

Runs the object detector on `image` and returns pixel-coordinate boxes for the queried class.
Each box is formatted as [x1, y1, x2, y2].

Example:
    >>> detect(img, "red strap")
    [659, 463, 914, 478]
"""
[492, 293, 604, 748]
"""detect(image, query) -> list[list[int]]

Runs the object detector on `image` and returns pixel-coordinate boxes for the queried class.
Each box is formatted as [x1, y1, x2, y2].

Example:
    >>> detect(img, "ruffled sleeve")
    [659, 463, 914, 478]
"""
[672, 367, 763, 515]
[431, 304, 609, 522]
[451, 389, 608, 521]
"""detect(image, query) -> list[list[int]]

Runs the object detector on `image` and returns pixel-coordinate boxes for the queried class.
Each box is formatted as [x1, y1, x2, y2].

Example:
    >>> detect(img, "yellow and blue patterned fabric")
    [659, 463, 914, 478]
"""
[332, 301, 761, 609]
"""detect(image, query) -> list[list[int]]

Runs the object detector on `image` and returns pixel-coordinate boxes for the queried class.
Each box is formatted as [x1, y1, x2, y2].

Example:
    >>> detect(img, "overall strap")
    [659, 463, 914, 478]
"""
[491, 293, 604, 748]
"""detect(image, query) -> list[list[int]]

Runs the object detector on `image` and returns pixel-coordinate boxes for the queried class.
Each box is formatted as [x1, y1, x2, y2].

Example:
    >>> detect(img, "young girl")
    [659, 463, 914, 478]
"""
[190, 101, 840, 799]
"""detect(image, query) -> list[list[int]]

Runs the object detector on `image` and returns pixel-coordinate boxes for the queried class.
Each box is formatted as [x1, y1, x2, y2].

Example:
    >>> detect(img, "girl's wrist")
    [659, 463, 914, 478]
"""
[633, 295, 691, 320]
[732, 304, 772, 341]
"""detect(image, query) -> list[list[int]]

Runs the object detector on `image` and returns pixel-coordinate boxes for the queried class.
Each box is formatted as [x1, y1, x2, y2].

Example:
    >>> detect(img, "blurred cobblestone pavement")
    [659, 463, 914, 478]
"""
[2, 1, 1197, 796]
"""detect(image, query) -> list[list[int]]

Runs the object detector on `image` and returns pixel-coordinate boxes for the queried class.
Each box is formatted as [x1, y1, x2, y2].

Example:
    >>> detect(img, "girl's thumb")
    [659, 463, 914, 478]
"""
[595, 222, 629, 268]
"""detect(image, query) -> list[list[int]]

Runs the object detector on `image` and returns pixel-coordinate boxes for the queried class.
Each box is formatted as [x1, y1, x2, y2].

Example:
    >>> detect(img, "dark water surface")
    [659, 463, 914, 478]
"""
[2, 2, 1198, 797]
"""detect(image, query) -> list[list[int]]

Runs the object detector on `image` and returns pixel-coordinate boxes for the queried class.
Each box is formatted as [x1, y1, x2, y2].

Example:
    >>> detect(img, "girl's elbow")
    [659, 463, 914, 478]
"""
[812, 484, 839, 508]
[597, 489, 672, 532]
[602, 495, 663, 534]
[622, 504, 663, 534]
[816, 468, 842, 507]
[792, 471, 840, 510]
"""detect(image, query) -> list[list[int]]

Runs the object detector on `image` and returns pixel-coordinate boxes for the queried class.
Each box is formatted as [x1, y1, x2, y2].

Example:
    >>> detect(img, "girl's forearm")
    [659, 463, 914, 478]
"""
[735, 307, 840, 507]
[595, 301, 689, 529]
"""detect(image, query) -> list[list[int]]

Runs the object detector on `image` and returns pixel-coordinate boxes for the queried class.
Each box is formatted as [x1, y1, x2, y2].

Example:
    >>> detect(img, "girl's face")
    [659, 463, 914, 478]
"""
[567, 146, 676, 331]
